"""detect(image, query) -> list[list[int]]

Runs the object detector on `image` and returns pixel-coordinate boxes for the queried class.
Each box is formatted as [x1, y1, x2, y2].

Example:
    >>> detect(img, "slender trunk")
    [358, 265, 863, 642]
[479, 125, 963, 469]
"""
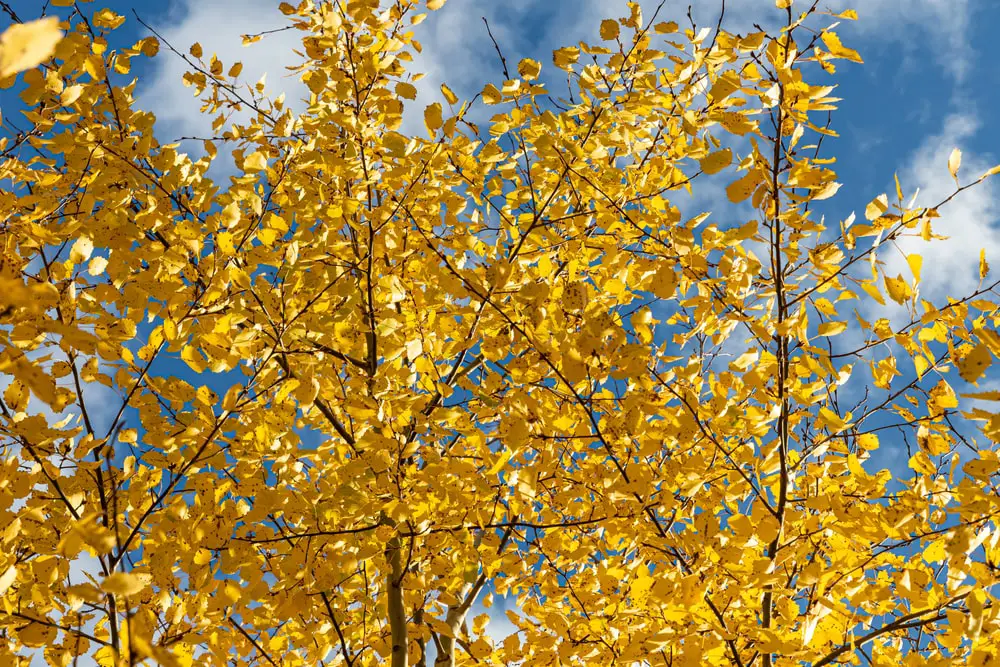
[433, 582, 474, 667]
[386, 532, 408, 667]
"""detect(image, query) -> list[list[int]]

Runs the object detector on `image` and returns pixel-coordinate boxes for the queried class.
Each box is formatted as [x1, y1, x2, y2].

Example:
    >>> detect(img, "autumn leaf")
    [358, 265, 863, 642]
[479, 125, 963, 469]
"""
[699, 148, 732, 175]
[0, 17, 62, 78]
[884, 273, 911, 304]
[948, 147, 962, 184]
[959, 343, 992, 383]
[817, 321, 847, 337]
[101, 572, 151, 597]
[0, 565, 16, 595]
[599, 19, 619, 40]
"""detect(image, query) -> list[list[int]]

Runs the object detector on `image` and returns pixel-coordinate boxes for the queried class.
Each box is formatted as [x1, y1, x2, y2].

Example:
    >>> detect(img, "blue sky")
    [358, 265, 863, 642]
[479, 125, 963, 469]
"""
[3, 0, 1000, 659]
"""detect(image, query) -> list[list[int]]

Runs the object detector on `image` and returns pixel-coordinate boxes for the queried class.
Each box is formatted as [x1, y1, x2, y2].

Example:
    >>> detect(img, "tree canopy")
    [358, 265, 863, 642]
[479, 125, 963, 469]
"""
[2, 1, 1000, 666]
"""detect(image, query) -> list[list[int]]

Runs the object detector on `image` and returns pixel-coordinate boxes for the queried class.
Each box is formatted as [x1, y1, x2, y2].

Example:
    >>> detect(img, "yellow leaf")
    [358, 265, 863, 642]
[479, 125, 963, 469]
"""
[101, 571, 150, 597]
[729, 350, 758, 372]
[812, 181, 841, 200]
[923, 539, 947, 563]
[221, 202, 240, 228]
[860, 280, 885, 305]
[698, 149, 732, 175]
[980, 248, 989, 281]
[865, 193, 888, 221]
[440, 83, 458, 105]
[883, 274, 911, 304]
[775, 0, 792, 7]
[189, 42, 203, 58]
[906, 254, 922, 284]
[60, 83, 83, 106]
[221, 581, 241, 605]
[217, 232, 235, 255]
[243, 151, 267, 172]
[70, 236, 94, 264]
[553, 46, 579, 70]
[4, 380, 28, 412]
[914, 354, 930, 378]
[857, 433, 879, 450]
[960, 390, 1000, 401]
[181, 346, 206, 373]
[517, 58, 541, 80]
[17, 621, 57, 648]
[66, 583, 104, 603]
[820, 30, 863, 63]
[817, 407, 849, 433]
[959, 343, 992, 383]
[651, 264, 677, 299]
[600, 19, 620, 41]
[88, 256, 108, 276]
[917, 425, 950, 456]
[481, 83, 502, 105]
[817, 321, 847, 337]
[948, 147, 962, 183]
[909, 451, 936, 476]
[0, 564, 16, 595]
[0, 17, 63, 78]
[487, 448, 513, 476]
[930, 380, 959, 410]
[726, 170, 762, 204]
[396, 82, 417, 100]
[427, 0, 446, 9]
[424, 102, 443, 133]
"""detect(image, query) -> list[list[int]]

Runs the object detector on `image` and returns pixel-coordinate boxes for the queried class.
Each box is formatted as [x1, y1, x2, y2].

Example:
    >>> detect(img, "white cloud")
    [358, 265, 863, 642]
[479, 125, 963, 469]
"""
[838, 0, 972, 82]
[879, 113, 999, 305]
[137, 0, 306, 148]
[135, 0, 973, 149]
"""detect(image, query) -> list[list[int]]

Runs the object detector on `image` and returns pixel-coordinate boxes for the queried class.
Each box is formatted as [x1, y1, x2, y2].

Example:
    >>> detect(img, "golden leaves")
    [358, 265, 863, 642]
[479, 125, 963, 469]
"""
[599, 19, 620, 41]
[717, 111, 755, 136]
[396, 81, 417, 99]
[883, 273, 911, 304]
[440, 83, 458, 104]
[726, 169, 763, 203]
[424, 102, 443, 133]
[0, 17, 62, 78]
[563, 283, 587, 311]
[865, 193, 889, 221]
[481, 83, 502, 104]
[820, 30, 863, 63]
[2, 3, 1000, 666]
[517, 58, 541, 81]
[552, 46, 579, 70]
[959, 343, 992, 383]
[101, 572, 151, 597]
[0, 564, 17, 595]
[699, 148, 732, 175]
[817, 321, 847, 337]
[243, 151, 267, 172]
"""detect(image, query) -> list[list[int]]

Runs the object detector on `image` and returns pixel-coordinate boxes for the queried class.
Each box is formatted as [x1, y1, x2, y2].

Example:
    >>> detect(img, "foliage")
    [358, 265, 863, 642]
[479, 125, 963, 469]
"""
[1, 0, 1000, 665]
